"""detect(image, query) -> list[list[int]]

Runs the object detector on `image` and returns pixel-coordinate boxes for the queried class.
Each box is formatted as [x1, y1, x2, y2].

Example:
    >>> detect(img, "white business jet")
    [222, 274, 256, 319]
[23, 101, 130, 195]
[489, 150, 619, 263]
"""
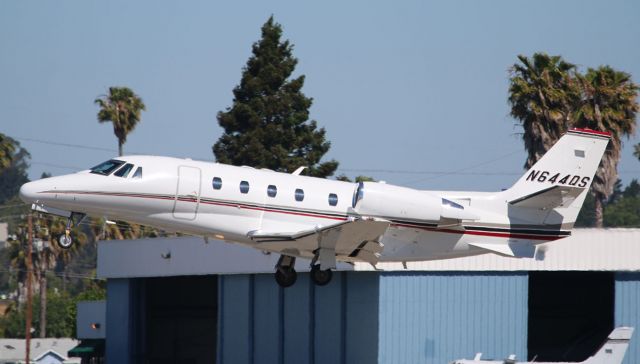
[450, 327, 634, 364]
[19, 128, 609, 287]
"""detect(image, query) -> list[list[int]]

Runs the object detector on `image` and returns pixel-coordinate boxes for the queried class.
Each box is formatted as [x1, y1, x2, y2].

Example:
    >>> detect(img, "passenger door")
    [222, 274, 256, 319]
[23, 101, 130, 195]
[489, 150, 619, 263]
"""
[173, 166, 201, 220]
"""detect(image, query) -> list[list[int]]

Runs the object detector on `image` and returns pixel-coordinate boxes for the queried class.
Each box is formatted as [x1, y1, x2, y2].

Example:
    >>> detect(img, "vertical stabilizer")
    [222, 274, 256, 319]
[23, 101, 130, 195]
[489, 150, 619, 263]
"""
[502, 128, 610, 227]
[582, 327, 634, 364]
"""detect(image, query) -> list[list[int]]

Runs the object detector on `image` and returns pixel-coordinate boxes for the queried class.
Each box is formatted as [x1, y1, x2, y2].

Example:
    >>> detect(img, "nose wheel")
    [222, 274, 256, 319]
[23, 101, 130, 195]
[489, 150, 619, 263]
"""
[56, 212, 85, 249]
[58, 230, 73, 249]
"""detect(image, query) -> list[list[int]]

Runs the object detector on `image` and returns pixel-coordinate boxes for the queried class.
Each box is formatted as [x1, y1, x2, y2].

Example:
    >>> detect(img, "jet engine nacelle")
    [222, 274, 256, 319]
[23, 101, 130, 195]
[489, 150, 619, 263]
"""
[352, 182, 442, 223]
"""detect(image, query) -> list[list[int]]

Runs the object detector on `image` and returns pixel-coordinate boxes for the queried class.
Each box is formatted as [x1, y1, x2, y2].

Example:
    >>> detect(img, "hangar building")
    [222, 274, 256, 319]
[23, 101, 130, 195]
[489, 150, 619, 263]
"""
[93, 229, 640, 364]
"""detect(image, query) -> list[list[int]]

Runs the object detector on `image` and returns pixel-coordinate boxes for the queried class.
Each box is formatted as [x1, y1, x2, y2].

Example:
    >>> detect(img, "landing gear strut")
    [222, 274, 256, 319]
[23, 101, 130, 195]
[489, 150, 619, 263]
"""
[57, 212, 85, 250]
[275, 255, 297, 287]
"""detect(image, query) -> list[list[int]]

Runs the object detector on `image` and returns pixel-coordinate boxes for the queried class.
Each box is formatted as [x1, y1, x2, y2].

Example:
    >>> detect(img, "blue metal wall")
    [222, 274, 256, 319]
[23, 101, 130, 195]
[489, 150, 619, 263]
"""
[615, 272, 640, 364]
[104, 271, 640, 364]
[217, 272, 379, 364]
[378, 272, 528, 364]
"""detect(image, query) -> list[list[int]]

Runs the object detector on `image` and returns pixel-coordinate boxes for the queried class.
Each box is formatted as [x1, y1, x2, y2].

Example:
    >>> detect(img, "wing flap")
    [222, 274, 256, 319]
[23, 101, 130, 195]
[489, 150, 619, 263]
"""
[248, 219, 390, 262]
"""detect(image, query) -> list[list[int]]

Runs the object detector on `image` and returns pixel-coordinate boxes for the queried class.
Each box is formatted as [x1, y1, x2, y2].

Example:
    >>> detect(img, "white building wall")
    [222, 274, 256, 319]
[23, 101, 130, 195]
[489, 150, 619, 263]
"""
[355, 228, 640, 272]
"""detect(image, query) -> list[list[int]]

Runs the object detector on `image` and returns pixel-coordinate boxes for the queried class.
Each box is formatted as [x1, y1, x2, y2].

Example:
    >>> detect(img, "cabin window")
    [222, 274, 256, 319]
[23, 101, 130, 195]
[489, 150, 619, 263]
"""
[267, 185, 277, 197]
[114, 163, 134, 178]
[328, 193, 338, 206]
[295, 188, 304, 202]
[132, 167, 142, 179]
[90, 159, 125, 176]
[240, 181, 250, 194]
[212, 177, 222, 190]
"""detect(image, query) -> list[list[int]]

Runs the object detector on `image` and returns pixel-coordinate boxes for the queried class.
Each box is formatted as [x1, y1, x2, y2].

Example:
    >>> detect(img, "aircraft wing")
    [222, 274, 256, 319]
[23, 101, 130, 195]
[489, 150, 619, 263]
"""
[248, 219, 390, 264]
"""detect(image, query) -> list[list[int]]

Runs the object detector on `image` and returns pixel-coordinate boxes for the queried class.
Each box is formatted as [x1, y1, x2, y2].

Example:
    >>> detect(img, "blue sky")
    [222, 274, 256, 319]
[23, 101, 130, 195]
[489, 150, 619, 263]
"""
[1, 0, 639, 191]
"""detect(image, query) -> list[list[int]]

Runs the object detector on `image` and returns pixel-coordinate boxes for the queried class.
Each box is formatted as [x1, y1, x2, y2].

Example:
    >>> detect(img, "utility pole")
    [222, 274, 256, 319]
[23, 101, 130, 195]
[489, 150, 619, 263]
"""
[25, 213, 33, 364]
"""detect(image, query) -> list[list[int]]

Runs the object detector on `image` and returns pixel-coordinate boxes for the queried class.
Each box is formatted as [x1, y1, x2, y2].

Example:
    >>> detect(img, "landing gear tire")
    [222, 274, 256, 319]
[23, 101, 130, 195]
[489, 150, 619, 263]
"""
[58, 231, 73, 249]
[275, 267, 297, 288]
[310, 264, 332, 286]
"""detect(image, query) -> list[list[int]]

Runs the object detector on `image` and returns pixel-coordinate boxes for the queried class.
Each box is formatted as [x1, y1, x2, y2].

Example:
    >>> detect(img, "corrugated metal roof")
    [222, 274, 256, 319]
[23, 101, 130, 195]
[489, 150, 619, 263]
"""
[355, 228, 640, 272]
[98, 228, 640, 278]
[0, 338, 79, 361]
[97, 236, 353, 278]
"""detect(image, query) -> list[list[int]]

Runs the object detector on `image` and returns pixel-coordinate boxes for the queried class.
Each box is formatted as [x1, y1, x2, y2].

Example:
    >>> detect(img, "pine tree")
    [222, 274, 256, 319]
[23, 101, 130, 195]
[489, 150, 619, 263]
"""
[213, 17, 338, 177]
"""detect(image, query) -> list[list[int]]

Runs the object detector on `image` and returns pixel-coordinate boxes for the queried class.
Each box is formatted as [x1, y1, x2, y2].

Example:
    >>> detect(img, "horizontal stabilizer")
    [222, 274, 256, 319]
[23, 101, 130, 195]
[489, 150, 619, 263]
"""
[509, 185, 584, 210]
[468, 242, 514, 256]
[468, 241, 536, 258]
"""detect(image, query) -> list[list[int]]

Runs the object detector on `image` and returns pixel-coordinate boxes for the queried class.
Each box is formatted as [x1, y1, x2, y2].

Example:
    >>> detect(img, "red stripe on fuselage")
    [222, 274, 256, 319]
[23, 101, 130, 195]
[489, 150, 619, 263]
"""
[40, 190, 565, 241]
[392, 222, 562, 241]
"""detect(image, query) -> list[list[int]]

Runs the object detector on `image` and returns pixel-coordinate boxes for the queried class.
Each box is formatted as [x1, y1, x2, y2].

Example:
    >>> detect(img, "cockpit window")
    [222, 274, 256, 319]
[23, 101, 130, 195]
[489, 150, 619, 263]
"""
[132, 167, 142, 179]
[114, 163, 134, 178]
[90, 160, 125, 176]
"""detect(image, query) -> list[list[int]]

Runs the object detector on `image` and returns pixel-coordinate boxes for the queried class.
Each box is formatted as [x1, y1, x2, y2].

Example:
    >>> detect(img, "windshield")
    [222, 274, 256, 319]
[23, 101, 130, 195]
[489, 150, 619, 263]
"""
[90, 159, 125, 176]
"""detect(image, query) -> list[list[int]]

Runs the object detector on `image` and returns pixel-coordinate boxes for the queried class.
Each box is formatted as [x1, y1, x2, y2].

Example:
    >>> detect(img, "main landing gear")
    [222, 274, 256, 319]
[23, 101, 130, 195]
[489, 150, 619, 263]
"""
[275, 255, 297, 287]
[310, 264, 332, 286]
[274, 252, 335, 288]
[57, 212, 85, 250]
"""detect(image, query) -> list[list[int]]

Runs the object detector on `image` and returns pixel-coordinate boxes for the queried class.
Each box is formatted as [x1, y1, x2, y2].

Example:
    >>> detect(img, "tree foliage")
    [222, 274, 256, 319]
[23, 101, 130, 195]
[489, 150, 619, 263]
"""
[213, 17, 338, 177]
[508, 53, 639, 227]
[0, 283, 105, 338]
[95, 87, 146, 156]
[603, 179, 640, 227]
[0, 139, 30, 205]
[508, 53, 580, 169]
[0, 133, 16, 171]
[574, 66, 639, 226]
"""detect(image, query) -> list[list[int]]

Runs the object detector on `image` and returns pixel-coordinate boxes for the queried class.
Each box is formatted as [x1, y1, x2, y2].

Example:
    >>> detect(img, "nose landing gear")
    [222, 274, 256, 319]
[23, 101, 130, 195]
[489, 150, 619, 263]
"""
[57, 212, 85, 249]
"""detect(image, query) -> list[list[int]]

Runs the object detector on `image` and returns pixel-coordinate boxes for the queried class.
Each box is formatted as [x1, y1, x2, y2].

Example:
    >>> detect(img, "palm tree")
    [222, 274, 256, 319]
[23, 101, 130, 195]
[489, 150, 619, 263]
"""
[34, 215, 87, 337]
[0, 133, 16, 170]
[89, 217, 161, 241]
[574, 66, 639, 227]
[634, 143, 640, 161]
[94, 87, 146, 156]
[508, 53, 580, 168]
[6, 238, 27, 303]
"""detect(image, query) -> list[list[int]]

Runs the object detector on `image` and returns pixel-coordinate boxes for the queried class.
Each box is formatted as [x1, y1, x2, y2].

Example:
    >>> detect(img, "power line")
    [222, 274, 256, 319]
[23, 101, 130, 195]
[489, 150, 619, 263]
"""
[401, 150, 523, 184]
[30, 161, 84, 171]
[15, 136, 116, 153]
[338, 168, 521, 176]
[0, 268, 103, 281]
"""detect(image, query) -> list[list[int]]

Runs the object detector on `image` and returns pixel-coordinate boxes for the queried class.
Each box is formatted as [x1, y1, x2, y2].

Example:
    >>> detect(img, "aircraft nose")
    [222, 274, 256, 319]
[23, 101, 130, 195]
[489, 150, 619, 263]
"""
[19, 181, 40, 204]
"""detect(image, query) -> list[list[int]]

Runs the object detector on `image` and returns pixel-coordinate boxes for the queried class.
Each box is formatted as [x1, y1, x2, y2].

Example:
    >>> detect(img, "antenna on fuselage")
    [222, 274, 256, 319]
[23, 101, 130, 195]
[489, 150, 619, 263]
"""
[292, 166, 307, 175]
